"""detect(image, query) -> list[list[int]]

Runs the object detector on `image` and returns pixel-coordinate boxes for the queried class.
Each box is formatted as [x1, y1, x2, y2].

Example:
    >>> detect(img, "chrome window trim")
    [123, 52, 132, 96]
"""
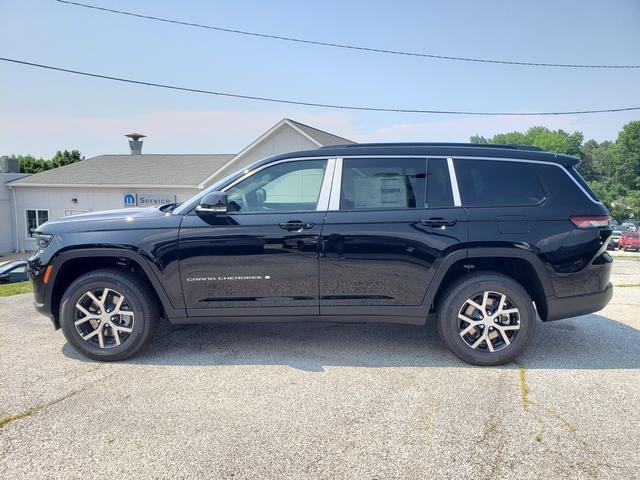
[446, 157, 462, 207]
[317, 158, 336, 211]
[328, 157, 343, 210]
[184, 153, 600, 214]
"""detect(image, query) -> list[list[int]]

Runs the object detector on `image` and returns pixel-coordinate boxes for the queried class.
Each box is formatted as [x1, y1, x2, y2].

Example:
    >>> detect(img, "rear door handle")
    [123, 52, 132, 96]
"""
[279, 221, 315, 231]
[420, 218, 457, 227]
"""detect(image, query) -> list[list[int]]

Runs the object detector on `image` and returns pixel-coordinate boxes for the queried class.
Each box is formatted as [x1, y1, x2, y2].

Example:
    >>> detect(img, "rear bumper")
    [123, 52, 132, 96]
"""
[545, 282, 613, 321]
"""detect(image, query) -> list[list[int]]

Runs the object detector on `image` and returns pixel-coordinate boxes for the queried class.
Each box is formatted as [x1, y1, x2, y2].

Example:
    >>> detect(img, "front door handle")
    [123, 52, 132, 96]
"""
[420, 218, 457, 227]
[279, 221, 315, 231]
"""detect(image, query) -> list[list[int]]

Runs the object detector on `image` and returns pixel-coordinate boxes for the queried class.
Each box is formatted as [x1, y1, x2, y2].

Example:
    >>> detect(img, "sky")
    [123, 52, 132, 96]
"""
[1, 0, 639, 158]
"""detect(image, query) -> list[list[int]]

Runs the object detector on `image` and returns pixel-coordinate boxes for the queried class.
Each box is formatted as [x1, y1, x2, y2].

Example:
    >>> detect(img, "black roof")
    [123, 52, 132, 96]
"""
[263, 142, 579, 167]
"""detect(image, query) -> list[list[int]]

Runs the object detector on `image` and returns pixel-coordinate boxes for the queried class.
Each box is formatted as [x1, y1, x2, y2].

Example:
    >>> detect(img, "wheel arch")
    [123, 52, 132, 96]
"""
[425, 248, 553, 321]
[48, 248, 180, 327]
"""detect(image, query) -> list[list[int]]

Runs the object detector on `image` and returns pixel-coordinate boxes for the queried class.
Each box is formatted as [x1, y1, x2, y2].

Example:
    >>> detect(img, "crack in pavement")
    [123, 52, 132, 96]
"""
[515, 360, 625, 475]
[0, 366, 110, 430]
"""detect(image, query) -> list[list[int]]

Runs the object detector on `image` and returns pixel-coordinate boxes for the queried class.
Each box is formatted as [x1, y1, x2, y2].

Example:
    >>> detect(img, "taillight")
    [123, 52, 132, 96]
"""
[569, 216, 611, 228]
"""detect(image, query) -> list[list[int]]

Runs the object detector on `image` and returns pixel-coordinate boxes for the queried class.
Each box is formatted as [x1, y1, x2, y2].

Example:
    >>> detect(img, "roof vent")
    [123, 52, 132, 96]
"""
[125, 133, 146, 155]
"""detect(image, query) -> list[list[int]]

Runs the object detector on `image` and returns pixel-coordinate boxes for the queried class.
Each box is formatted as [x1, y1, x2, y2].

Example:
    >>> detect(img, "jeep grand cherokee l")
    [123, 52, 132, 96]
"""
[27, 143, 613, 365]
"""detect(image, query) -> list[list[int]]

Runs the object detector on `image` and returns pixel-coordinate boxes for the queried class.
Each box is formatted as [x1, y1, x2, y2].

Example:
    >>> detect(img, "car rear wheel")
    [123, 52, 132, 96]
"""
[437, 273, 536, 366]
[59, 268, 159, 361]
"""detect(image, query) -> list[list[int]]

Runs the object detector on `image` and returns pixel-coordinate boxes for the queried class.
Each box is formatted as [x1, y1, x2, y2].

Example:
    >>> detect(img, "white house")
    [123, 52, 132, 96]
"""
[5, 118, 353, 252]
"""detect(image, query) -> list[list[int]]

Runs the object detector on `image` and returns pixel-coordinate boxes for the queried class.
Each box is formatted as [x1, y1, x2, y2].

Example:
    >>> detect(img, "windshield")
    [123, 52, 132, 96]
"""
[0, 261, 24, 274]
[173, 158, 265, 215]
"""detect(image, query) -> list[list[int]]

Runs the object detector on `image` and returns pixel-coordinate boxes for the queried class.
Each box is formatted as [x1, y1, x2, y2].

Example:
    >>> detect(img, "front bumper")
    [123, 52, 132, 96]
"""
[545, 282, 613, 321]
[27, 257, 58, 328]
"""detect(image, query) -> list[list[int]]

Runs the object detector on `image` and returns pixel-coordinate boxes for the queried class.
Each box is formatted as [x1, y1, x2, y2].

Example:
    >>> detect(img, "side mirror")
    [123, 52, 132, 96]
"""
[196, 191, 228, 215]
[0, 273, 9, 282]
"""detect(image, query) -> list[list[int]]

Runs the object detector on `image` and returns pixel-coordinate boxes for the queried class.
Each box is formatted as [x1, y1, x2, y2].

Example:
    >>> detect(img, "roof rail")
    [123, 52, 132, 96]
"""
[319, 142, 543, 151]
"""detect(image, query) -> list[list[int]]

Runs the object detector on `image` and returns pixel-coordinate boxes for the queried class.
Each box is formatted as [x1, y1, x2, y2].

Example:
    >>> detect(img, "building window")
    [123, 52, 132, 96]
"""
[26, 209, 49, 237]
[64, 209, 88, 217]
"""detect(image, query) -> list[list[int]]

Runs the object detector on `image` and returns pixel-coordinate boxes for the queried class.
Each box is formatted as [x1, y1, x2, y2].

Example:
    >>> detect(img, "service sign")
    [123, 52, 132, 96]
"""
[124, 192, 177, 207]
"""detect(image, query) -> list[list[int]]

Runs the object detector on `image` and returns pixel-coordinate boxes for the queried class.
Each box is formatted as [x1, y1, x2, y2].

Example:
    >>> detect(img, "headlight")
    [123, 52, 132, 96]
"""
[33, 233, 54, 250]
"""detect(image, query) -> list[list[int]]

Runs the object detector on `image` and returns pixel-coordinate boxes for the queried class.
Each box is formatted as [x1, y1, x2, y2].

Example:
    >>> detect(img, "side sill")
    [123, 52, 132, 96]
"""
[169, 315, 426, 326]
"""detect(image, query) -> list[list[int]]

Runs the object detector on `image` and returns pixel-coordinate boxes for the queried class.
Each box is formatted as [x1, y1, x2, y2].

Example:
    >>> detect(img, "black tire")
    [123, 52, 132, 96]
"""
[436, 273, 536, 366]
[59, 268, 160, 361]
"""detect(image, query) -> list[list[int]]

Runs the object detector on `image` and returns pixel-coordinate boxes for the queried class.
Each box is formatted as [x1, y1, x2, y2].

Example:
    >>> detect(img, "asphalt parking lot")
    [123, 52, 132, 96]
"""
[1, 256, 639, 480]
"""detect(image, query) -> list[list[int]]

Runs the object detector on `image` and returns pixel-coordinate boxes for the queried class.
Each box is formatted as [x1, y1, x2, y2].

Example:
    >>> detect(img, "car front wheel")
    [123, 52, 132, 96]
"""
[59, 268, 159, 361]
[437, 273, 536, 366]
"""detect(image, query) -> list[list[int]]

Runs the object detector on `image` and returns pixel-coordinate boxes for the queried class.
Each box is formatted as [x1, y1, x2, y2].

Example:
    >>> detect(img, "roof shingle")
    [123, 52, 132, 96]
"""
[11, 154, 234, 186]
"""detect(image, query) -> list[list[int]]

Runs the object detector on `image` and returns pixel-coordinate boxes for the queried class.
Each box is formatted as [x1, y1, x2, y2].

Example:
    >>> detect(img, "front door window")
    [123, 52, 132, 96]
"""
[226, 160, 327, 213]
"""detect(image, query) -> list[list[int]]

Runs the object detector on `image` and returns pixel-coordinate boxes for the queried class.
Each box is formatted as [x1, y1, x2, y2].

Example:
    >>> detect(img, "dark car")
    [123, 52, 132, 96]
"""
[608, 228, 626, 250]
[0, 260, 28, 284]
[27, 143, 613, 365]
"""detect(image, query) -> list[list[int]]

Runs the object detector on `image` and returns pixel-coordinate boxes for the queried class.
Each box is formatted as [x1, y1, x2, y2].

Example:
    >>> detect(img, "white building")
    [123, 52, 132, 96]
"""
[4, 118, 353, 252]
[1, 171, 30, 253]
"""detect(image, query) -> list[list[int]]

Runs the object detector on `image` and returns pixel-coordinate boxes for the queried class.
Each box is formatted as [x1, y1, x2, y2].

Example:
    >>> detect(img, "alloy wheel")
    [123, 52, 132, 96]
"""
[458, 290, 520, 353]
[73, 288, 135, 349]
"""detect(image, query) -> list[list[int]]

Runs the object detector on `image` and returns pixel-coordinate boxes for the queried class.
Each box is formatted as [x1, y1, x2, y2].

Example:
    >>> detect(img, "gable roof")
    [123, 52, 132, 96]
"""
[10, 154, 234, 187]
[285, 119, 354, 146]
[197, 118, 354, 188]
[10, 118, 354, 189]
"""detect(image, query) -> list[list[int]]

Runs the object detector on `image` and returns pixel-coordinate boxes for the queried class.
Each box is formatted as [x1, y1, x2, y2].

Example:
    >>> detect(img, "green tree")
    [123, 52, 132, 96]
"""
[49, 150, 84, 168]
[12, 150, 84, 173]
[17, 155, 48, 173]
[469, 122, 640, 222]
[471, 126, 583, 156]
[489, 131, 529, 146]
[613, 121, 640, 189]
[580, 139, 600, 181]
[469, 135, 489, 144]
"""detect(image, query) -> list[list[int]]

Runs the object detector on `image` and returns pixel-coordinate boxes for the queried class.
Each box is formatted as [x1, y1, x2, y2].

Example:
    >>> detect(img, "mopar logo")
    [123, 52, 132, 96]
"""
[124, 193, 136, 206]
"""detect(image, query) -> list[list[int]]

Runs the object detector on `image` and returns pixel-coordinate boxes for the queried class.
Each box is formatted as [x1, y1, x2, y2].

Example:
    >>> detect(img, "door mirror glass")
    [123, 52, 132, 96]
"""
[196, 191, 228, 215]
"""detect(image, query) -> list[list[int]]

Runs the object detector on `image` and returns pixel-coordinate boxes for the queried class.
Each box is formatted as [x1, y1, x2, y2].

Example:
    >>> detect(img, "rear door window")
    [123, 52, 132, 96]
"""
[426, 158, 454, 208]
[340, 158, 426, 210]
[454, 159, 545, 207]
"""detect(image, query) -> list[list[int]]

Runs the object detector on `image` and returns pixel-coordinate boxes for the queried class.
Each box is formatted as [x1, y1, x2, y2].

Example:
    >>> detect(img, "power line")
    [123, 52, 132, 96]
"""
[2, 57, 639, 116]
[57, 0, 640, 70]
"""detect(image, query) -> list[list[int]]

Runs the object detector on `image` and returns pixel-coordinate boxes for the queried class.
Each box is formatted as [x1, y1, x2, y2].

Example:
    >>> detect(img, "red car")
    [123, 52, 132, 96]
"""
[619, 232, 640, 251]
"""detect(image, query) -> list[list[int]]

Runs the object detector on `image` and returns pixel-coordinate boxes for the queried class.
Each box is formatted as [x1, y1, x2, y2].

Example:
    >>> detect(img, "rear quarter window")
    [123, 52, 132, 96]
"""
[566, 166, 599, 202]
[454, 159, 545, 207]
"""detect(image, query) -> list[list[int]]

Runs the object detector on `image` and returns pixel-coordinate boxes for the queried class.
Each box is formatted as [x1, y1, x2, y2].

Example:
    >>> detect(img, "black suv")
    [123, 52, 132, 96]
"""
[28, 143, 613, 365]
